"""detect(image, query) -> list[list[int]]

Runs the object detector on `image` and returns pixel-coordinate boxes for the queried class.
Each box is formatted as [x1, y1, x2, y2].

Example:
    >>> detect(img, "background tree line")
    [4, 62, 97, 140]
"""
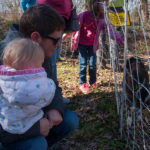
[0, 0, 149, 23]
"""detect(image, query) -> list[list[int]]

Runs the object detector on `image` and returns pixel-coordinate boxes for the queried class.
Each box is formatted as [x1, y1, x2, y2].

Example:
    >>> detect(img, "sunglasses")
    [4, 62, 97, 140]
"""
[42, 35, 61, 45]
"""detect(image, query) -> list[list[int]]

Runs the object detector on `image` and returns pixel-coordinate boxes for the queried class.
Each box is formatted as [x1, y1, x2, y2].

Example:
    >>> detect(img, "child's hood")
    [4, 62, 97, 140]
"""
[0, 65, 53, 105]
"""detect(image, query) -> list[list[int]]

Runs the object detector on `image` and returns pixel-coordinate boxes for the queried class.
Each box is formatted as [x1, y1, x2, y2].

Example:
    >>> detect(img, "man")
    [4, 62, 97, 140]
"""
[0, 4, 78, 150]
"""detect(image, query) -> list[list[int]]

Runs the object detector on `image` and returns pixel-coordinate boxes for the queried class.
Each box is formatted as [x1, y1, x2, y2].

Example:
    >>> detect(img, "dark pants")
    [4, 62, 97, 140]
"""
[2, 109, 79, 150]
[78, 44, 96, 85]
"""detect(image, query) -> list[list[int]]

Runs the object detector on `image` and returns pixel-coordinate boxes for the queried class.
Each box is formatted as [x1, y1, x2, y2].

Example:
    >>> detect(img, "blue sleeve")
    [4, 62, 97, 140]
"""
[26, 0, 36, 9]
[20, 0, 28, 11]
[20, 0, 36, 11]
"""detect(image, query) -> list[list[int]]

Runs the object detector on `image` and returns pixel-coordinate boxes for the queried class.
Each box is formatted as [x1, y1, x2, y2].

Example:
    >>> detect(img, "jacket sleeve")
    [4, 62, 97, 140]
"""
[103, 21, 123, 44]
[42, 86, 65, 117]
[71, 13, 84, 51]
[20, 0, 28, 11]
[0, 121, 40, 145]
[42, 58, 65, 117]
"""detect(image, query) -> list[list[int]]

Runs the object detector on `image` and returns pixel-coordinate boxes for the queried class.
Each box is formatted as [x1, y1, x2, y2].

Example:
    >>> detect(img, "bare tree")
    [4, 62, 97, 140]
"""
[85, 0, 89, 10]
[0, 0, 21, 21]
[141, 0, 149, 22]
[72, 0, 87, 13]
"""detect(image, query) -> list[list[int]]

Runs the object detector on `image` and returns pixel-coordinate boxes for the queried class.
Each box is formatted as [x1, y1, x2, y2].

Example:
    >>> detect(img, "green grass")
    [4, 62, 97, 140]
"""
[5, 20, 18, 28]
[58, 59, 126, 149]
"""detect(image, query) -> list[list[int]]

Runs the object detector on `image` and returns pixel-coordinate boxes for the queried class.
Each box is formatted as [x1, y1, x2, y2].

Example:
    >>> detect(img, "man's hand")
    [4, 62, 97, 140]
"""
[46, 109, 63, 127]
[40, 118, 51, 137]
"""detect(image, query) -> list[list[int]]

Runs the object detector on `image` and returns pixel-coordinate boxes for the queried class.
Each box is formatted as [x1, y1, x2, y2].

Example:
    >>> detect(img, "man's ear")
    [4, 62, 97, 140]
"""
[30, 32, 42, 43]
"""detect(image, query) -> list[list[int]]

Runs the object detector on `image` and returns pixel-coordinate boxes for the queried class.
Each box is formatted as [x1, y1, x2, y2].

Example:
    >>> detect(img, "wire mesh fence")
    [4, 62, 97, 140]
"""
[99, 0, 150, 149]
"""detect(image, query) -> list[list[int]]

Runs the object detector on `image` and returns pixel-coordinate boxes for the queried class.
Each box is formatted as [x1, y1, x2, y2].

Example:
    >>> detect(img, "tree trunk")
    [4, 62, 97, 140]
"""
[85, 0, 89, 10]
[141, 0, 149, 22]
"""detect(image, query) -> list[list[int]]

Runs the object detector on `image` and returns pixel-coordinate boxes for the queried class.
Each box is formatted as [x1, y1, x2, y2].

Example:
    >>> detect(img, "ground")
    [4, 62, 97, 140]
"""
[56, 58, 126, 150]
[56, 25, 150, 149]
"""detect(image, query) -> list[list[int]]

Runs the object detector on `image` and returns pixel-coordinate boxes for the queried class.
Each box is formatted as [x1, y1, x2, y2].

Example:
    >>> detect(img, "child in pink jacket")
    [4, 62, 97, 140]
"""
[70, 0, 123, 93]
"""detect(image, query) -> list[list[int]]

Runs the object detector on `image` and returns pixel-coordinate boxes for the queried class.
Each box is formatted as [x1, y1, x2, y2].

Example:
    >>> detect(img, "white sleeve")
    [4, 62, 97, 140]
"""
[4, 76, 55, 106]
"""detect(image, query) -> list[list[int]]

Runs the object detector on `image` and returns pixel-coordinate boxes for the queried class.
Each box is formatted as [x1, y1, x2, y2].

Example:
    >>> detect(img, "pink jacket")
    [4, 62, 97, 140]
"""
[36, 0, 71, 19]
[71, 12, 123, 53]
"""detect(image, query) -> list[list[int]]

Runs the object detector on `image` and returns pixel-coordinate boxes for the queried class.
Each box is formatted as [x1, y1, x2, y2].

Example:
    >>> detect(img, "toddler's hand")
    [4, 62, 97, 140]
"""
[40, 118, 50, 137]
[46, 109, 63, 127]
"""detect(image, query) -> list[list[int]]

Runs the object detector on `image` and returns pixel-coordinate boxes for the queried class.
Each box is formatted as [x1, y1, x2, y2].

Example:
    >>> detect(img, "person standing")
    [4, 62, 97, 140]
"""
[70, 0, 123, 93]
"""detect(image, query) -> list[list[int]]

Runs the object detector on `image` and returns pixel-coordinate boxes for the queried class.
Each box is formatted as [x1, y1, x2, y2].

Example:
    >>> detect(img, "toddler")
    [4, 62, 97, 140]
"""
[0, 38, 55, 134]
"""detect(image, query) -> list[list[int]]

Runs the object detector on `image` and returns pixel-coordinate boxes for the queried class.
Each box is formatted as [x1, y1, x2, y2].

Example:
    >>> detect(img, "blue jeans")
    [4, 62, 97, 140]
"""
[2, 136, 48, 150]
[2, 109, 79, 150]
[78, 44, 96, 85]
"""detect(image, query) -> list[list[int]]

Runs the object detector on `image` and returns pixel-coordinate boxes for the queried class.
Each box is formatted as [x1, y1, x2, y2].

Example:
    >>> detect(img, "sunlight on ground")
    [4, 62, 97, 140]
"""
[57, 59, 125, 150]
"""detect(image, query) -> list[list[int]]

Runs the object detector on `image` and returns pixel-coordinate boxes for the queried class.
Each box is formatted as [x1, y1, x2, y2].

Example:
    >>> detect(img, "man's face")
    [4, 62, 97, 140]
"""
[39, 30, 62, 57]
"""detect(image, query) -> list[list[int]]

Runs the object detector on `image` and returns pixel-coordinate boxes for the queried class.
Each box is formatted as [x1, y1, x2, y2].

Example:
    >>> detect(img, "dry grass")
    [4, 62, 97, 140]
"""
[56, 58, 126, 150]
